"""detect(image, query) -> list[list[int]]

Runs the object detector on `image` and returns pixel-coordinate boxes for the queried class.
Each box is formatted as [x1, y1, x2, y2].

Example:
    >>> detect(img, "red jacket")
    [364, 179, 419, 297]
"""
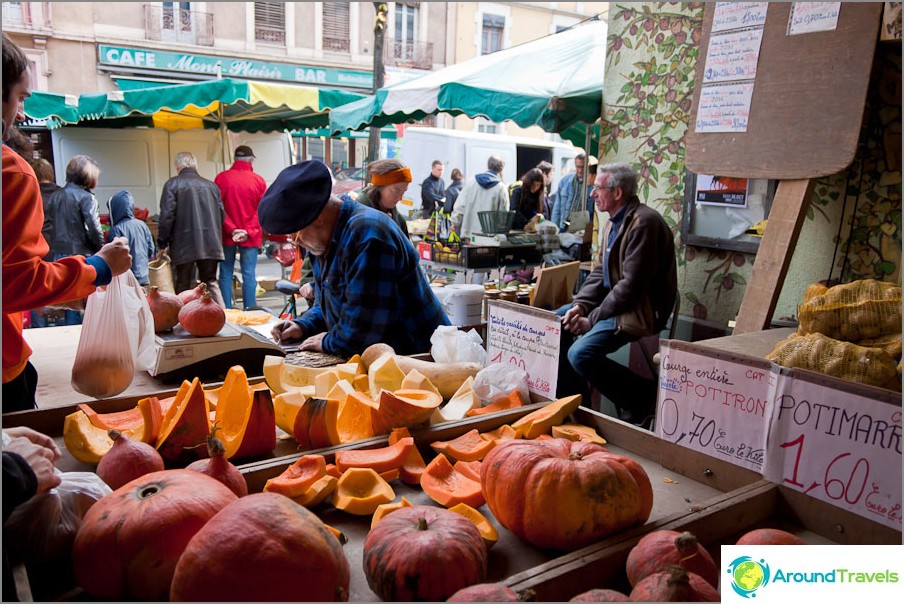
[2, 146, 98, 383]
[215, 161, 266, 248]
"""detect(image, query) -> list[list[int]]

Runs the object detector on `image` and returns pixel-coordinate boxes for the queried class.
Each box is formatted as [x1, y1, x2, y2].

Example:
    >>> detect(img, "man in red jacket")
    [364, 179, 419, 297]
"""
[215, 145, 267, 309]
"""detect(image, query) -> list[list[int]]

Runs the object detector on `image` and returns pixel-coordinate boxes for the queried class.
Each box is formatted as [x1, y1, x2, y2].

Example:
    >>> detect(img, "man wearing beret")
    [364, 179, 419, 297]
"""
[261, 160, 450, 356]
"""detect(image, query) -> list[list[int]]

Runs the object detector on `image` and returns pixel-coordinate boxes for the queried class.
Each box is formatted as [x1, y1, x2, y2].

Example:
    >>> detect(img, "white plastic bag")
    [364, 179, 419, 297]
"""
[430, 325, 486, 365]
[71, 270, 155, 398]
[472, 363, 530, 406]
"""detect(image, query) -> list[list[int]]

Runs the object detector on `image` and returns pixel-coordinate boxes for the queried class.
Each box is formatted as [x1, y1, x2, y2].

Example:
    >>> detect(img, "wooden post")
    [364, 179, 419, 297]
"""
[733, 179, 815, 334]
[368, 2, 388, 162]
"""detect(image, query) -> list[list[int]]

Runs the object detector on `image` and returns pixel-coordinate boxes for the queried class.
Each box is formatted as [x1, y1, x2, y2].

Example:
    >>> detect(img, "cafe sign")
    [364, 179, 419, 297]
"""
[98, 45, 373, 89]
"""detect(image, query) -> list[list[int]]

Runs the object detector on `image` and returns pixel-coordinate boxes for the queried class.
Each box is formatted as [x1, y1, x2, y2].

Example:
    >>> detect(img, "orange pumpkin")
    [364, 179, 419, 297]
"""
[421, 453, 485, 509]
[156, 378, 211, 465]
[293, 397, 340, 450]
[334, 437, 414, 474]
[481, 439, 653, 550]
[78, 396, 164, 446]
[626, 530, 718, 588]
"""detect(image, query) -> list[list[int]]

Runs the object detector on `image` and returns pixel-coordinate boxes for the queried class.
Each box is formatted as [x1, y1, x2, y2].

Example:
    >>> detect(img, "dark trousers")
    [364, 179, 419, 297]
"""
[2, 361, 38, 413]
[174, 259, 224, 307]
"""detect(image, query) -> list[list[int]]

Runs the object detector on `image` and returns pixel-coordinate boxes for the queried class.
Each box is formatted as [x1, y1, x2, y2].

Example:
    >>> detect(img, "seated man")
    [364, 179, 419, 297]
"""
[556, 162, 677, 426]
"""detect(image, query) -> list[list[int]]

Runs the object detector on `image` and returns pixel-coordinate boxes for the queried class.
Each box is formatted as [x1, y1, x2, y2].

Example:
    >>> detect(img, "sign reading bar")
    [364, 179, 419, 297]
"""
[763, 370, 902, 531]
[656, 341, 773, 473]
[486, 300, 560, 399]
[98, 45, 373, 89]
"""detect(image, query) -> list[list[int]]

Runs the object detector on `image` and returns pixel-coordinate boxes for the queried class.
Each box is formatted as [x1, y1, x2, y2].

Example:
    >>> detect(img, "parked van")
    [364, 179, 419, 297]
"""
[397, 127, 577, 217]
[50, 127, 293, 215]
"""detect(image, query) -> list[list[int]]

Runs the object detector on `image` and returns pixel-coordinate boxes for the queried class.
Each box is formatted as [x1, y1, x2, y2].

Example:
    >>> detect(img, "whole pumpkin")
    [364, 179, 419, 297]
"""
[626, 530, 718, 588]
[481, 439, 653, 550]
[171, 492, 350, 601]
[147, 286, 183, 332]
[363, 505, 488, 601]
[736, 528, 807, 546]
[72, 469, 237, 601]
[629, 565, 720, 602]
[178, 291, 226, 337]
[447, 583, 522, 602]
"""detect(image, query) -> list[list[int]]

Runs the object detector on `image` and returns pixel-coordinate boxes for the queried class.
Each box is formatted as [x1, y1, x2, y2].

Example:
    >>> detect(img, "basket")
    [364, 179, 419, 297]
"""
[477, 210, 516, 234]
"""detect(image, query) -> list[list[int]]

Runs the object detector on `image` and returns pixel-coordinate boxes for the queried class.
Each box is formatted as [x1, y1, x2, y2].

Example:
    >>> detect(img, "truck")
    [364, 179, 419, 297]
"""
[396, 127, 578, 218]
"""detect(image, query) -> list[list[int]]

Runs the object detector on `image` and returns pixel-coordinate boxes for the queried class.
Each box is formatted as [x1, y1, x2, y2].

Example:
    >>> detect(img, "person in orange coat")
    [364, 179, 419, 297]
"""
[2, 34, 132, 412]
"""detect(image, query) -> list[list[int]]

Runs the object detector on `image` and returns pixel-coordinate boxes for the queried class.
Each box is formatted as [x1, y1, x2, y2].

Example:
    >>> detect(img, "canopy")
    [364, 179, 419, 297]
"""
[329, 19, 606, 142]
[20, 91, 81, 127]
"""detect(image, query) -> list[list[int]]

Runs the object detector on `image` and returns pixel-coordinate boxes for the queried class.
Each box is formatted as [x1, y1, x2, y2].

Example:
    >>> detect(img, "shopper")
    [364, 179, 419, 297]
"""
[450, 155, 509, 240]
[509, 168, 546, 230]
[3, 32, 131, 412]
[157, 151, 226, 306]
[444, 168, 463, 214]
[262, 160, 449, 357]
[535, 160, 554, 219]
[556, 162, 677, 427]
[357, 158, 413, 238]
[551, 153, 597, 232]
[28, 155, 61, 327]
[420, 159, 446, 218]
[215, 145, 266, 310]
[108, 189, 156, 287]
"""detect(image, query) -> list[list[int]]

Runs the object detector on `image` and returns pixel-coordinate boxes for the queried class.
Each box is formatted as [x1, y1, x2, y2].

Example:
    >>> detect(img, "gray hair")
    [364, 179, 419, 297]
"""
[487, 155, 505, 173]
[598, 162, 639, 198]
[174, 152, 197, 170]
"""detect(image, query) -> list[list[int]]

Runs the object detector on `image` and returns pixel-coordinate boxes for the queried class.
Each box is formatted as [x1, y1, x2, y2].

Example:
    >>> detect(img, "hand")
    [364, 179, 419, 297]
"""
[3, 436, 62, 495]
[298, 332, 326, 352]
[299, 282, 314, 302]
[271, 320, 303, 344]
[566, 316, 592, 336]
[232, 230, 248, 244]
[96, 237, 132, 277]
[3, 426, 62, 461]
[561, 304, 586, 330]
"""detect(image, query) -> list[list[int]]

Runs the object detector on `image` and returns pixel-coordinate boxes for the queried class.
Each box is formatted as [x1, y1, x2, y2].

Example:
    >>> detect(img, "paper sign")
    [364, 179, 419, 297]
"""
[788, 2, 841, 35]
[763, 371, 902, 530]
[656, 341, 774, 472]
[695, 81, 755, 133]
[486, 300, 560, 399]
[712, 2, 769, 32]
[703, 27, 765, 83]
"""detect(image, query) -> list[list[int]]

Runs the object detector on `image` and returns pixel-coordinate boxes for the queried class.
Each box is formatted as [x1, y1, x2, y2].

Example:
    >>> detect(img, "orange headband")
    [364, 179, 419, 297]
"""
[371, 167, 412, 187]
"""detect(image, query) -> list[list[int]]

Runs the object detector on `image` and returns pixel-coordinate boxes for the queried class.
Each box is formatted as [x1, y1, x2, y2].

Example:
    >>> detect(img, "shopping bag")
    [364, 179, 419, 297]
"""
[147, 251, 175, 294]
[71, 271, 156, 399]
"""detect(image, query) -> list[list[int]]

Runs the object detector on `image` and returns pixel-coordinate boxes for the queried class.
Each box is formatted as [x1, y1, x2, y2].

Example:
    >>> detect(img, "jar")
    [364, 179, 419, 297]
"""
[516, 291, 531, 305]
[499, 289, 518, 303]
[483, 288, 501, 320]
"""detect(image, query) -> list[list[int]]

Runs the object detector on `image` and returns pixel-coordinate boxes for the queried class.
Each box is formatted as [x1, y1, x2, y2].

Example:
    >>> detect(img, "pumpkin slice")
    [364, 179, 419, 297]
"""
[264, 454, 328, 498]
[231, 389, 276, 459]
[480, 424, 518, 444]
[431, 376, 478, 424]
[448, 503, 499, 549]
[373, 389, 443, 434]
[352, 374, 370, 393]
[379, 468, 400, 483]
[400, 369, 442, 401]
[346, 354, 366, 375]
[421, 453, 485, 509]
[453, 459, 483, 483]
[512, 395, 582, 439]
[273, 389, 313, 435]
[263, 355, 287, 394]
[281, 359, 336, 389]
[551, 424, 607, 445]
[293, 398, 340, 450]
[331, 468, 396, 515]
[325, 463, 342, 479]
[368, 353, 406, 399]
[215, 366, 277, 459]
[389, 427, 428, 486]
[334, 437, 415, 474]
[431, 429, 497, 462]
[137, 397, 165, 446]
[370, 496, 414, 529]
[62, 410, 115, 465]
[292, 474, 338, 508]
[466, 390, 525, 417]
[314, 370, 341, 398]
[326, 379, 354, 402]
[77, 396, 164, 446]
[334, 362, 360, 382]
[156, 377, 211, 465]
[324, 523, 348, 546]
[334, 391, 378, 444]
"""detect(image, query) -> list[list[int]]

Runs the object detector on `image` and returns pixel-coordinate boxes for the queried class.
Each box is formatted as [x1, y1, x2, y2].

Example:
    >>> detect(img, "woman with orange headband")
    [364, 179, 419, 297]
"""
[357, 158, 413, 238]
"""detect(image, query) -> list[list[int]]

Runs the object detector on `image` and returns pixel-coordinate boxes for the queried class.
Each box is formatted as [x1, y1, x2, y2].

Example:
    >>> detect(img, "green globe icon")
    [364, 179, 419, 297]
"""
[734, 560, 765, 592]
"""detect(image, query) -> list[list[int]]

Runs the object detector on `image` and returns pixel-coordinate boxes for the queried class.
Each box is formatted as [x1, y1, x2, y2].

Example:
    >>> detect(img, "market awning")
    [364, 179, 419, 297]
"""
[21, 91, 81, 128]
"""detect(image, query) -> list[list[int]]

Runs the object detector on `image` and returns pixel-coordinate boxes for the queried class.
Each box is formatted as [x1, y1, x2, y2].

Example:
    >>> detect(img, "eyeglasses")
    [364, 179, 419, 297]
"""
[591, 184, 615, 193]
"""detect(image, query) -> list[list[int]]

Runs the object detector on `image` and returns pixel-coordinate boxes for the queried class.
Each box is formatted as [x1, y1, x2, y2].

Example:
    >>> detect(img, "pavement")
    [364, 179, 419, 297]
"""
[231, 253, 300, 317]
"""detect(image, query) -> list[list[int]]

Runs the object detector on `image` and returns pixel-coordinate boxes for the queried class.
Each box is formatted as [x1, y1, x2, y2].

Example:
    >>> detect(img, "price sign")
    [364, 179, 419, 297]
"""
[486, 300, 560, 399]
[763, 370, 902, 530]
[656, 341, 775, 472]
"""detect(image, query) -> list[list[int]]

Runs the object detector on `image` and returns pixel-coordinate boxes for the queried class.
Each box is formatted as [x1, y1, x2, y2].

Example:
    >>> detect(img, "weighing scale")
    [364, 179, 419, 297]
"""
[151, 322, 287, 383]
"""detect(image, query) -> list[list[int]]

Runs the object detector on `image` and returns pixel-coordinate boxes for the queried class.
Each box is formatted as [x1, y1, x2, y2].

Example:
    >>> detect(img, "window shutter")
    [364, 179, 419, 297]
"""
[322, 2, 350, 52]
[254, 2, 285, 43]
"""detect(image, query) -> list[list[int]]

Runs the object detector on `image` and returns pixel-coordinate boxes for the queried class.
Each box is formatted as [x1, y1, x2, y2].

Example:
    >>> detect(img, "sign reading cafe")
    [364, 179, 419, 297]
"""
[98, 45, 373, 89]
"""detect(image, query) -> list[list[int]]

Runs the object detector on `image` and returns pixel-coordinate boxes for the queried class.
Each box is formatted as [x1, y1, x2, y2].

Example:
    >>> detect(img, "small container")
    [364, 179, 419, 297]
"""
[516, 291, 531, 305]
[483, 288, 501, 320]
[499, 289, 518, 303]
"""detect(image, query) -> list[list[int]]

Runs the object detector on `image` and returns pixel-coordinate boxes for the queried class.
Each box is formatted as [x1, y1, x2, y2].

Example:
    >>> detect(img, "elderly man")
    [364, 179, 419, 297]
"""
[263, 160, 449, 357]
[557, 162, 677, 427]
[450, 155, 508, 241]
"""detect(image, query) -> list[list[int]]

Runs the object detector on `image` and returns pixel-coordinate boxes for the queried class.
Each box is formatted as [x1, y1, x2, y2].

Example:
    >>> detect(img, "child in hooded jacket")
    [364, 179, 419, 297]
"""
[108, 190, 155, 286]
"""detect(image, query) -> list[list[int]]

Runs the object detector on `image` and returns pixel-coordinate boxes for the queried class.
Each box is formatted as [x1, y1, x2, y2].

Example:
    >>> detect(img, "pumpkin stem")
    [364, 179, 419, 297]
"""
[206, 433, 227, 458]
[568, 451, 584, 461]
[137, 484, 161, 499]
[416, 517, 429, 531]
[108, 429, 122, 441]
[675, 531, 700, 561]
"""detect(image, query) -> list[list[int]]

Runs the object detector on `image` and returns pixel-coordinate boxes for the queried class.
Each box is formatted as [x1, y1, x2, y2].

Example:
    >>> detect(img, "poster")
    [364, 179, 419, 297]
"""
[695, 174, 750, 207]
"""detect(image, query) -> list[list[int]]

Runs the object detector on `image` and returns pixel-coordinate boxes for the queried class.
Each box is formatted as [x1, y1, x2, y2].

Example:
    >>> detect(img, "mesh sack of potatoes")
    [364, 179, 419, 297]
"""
[766, 332, 901, 391]
[855, 332, 903, 362]
[797, 279, 902, 342]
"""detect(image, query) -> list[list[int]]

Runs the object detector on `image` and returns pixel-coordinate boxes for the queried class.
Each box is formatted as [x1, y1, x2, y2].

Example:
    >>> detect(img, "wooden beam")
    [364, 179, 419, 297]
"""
[733, 178, 815, 334]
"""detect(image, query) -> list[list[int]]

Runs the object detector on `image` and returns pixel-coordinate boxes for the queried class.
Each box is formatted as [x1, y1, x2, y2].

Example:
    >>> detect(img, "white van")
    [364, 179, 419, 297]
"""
[397, 127, 577, 217]
[50, 127, 293, 215]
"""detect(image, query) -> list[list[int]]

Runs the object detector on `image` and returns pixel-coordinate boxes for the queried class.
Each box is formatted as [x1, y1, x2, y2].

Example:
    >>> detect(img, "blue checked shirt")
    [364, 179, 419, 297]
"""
[292, 199, 450, 356]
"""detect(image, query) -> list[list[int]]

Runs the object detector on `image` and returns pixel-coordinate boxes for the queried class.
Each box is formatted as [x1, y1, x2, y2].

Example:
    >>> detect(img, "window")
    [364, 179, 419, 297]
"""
[162, 1, 193, 43]
[322, 2, 349, 52]
[393, 2, 418, 61]
[477, 117, 498, 134]
[481, 13, 504, 55]
[254, 2, 285, 45]
[2, 2, 24, 25]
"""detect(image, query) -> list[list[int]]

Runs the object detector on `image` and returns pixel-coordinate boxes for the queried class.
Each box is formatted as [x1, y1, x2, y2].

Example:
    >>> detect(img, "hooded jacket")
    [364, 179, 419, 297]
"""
[449, 171, 509, 240]
[108, 190, 155, 285]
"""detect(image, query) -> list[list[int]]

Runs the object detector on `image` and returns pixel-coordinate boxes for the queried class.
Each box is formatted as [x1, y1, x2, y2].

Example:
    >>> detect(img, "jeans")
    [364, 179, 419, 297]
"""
[174, 259, 224, 307]
[219, 245, 258, 309]
[555, 303, 656, 414]
[29, 310, 48, 328]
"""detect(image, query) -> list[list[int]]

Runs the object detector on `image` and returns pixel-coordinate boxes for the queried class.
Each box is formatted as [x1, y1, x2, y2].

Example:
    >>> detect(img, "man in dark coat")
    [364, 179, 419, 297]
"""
[157, 152, 225, 305]
[420, 159, 445, 218]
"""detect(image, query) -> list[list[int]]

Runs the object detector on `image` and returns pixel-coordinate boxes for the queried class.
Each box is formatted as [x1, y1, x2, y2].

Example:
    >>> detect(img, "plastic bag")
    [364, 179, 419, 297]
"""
[472, 362, 530, 406]
[71, 270, 156, 398]
[3, 470, 111, 565]
[430, 325, 486, 365]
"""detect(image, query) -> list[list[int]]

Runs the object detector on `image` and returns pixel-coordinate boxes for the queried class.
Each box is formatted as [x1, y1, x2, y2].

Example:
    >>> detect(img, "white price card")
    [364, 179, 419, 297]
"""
[486, 300, 560, 399]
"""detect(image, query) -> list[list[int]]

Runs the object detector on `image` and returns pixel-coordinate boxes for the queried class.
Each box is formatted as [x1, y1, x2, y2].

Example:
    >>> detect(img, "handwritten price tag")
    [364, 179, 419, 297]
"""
[486, 300, 560, 399]
[763, 371, 902, 530]
[656, 341, 773, 472]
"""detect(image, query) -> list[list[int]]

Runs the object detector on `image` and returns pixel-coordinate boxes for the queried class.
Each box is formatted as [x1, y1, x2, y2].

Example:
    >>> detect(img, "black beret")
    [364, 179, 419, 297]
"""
[258, 160, 333, 234]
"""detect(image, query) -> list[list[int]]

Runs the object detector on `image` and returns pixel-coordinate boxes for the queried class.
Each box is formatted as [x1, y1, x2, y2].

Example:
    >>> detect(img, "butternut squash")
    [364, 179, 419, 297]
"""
[361, 343, 482, 400]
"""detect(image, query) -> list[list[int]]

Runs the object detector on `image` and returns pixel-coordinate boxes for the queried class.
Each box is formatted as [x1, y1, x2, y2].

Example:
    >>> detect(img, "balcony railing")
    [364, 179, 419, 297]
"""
[255, 25, 285, 45]
[1, 2, 52, 32]
[384, 39, 433, 70]
[323, 35, 350, 53]
[145, 4, 213, 46]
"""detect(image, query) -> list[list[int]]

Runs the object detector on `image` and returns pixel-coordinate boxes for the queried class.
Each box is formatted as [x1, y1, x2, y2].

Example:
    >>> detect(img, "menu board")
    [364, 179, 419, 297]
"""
[486, 300, 560, 400]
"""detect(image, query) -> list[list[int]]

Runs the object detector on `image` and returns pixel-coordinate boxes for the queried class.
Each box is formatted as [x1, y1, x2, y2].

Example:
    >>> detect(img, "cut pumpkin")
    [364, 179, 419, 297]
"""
[448, 503, 499, 549]
[400, 369, 442, 401]
[263, 454, 327, 498]
[214, 366, 277, 459]
[325, 463, 342, 479]
[379, 468, 400, 483]
[62, 410, 115, 465]
[156, 377, 211, 465]
[511, 395, 582, 439]
[551, 424, 607, 445]
[292, 473, 338, 508]
[367, 353, 406, 399]
[453, 459, 483, 483]
[352, 374, 370, 393]
[331, 468, 395, 515]
[281, 360, 336, 389]
[420, 453, 485, 509]
[370, 496, 413, 529]
[480, 424, 518, 444]
[77, 396, 164, 446]
[430, 376, 478, 424]
[373, 389, 442, 434]
[314, 370, 341, 398]
[273, 390, 312, 435]
[334, 437, 414, 474]
[263, 355, 287, 394]
[431, 429, 497, 462]
[465, 389, 525, 417]
[389, 427, 427, 486]
[334, 391, 377, 443]
[293, 398, 340, 450]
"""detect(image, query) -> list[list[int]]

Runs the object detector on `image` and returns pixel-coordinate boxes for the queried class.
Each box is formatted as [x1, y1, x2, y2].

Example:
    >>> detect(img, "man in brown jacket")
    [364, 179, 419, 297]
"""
[557, 162, 677, 427]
